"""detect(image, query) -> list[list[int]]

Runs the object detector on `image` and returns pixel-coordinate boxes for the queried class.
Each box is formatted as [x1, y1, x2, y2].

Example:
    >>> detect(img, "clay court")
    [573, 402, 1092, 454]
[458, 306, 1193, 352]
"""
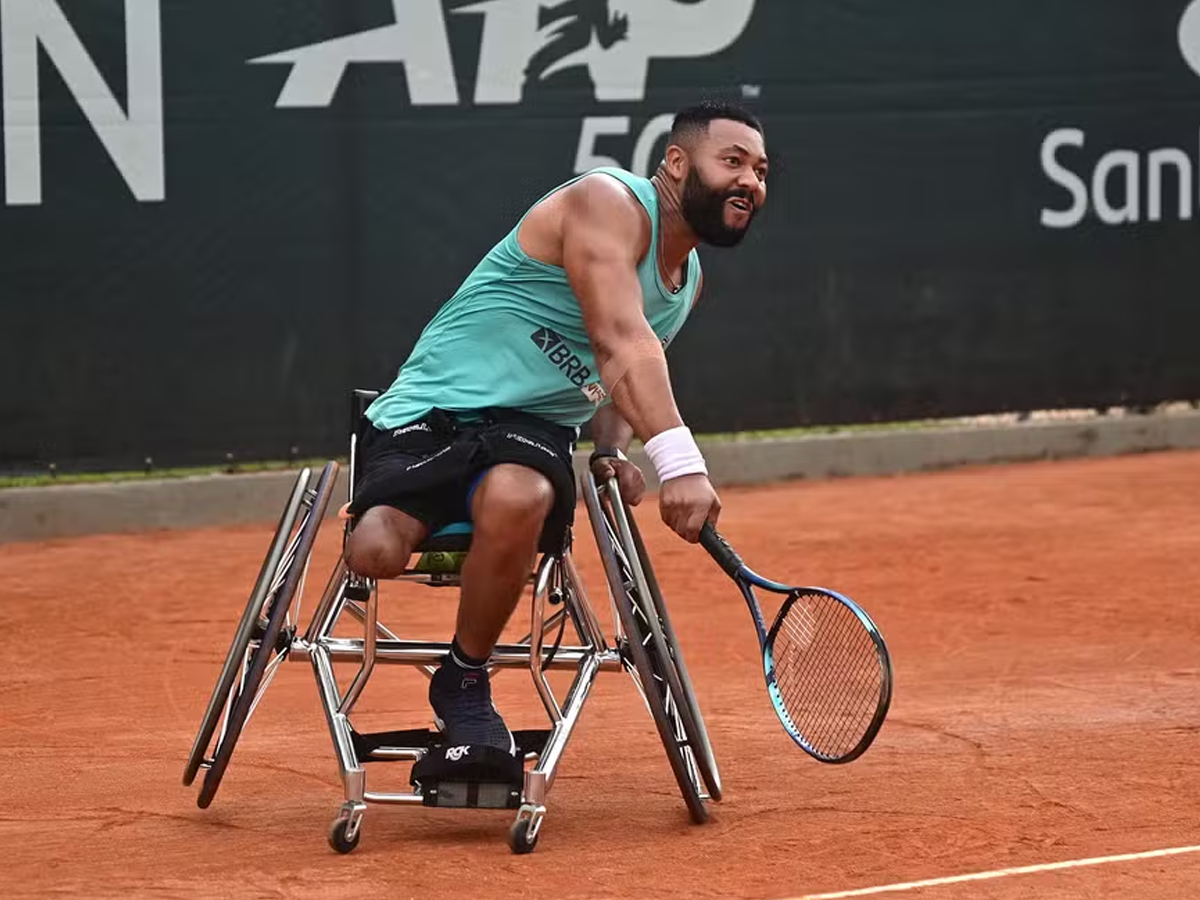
[2, 448, 1197, 899]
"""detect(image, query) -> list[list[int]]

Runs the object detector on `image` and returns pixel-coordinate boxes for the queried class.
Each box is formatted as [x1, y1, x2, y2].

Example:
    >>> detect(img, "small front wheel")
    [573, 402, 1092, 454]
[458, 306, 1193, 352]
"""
[328, 803, 364, 854]
[507, 816, 539, 855]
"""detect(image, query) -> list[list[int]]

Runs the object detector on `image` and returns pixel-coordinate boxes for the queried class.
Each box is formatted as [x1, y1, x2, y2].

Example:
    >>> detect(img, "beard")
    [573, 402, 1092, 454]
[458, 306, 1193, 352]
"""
[680, 167, 757, 248]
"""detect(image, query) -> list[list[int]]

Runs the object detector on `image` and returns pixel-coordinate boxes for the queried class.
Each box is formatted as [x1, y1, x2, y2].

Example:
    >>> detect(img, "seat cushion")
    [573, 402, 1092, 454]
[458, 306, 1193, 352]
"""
[416, 521, 472, 554]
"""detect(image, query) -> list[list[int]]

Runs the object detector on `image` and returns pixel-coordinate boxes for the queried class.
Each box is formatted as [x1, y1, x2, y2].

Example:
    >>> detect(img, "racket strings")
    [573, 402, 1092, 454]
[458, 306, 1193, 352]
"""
[769, 592, 885, 760]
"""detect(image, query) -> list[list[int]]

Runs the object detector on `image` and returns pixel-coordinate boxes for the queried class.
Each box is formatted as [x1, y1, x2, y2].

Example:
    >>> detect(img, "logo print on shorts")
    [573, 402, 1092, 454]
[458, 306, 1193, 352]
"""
[392, 422, 432, 438]
[446, 745, 471, 761]
[506, 432, 557, 457]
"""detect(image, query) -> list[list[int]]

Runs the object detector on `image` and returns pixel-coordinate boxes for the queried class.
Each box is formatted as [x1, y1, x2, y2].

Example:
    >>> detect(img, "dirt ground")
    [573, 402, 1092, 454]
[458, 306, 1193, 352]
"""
[2, 450, 1198, 900]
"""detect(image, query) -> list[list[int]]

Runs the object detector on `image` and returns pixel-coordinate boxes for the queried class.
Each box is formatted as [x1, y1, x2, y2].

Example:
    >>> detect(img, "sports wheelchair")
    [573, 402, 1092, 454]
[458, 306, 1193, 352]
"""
[183, 390, 720, 854]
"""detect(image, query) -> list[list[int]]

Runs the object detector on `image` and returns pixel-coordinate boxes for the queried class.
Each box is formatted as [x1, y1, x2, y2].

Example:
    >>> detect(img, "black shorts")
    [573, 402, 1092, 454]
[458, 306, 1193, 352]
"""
[347, 408, 578, 554]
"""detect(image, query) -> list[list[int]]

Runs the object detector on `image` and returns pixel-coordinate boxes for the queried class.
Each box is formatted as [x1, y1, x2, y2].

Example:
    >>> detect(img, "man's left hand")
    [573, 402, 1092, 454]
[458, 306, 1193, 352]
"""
[593, 456, 646, 506]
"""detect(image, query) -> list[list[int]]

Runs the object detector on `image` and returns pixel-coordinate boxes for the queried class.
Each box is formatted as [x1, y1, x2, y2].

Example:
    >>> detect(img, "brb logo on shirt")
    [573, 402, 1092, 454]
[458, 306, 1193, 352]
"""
[530, 326, 608, 404]
[531, 327, 592, 386]
[249, 0, 758, 177]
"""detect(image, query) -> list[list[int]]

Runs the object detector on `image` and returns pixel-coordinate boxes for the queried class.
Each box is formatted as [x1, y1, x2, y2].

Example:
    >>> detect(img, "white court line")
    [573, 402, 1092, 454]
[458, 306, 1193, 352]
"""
[788, 844, 1200, 900]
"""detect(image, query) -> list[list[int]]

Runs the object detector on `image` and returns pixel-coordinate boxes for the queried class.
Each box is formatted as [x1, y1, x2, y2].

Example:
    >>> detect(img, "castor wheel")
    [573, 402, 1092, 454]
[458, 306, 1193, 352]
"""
[328, 802, 364, 854]
[508, 805, 544, 854]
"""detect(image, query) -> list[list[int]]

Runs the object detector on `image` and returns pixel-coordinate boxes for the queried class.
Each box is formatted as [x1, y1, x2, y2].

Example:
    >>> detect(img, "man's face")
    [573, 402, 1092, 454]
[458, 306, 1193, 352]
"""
[680, 118, 769, 248]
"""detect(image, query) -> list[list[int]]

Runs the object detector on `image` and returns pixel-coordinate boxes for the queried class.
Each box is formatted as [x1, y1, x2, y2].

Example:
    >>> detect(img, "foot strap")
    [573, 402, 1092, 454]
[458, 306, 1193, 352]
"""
[350, 728, 551, 762]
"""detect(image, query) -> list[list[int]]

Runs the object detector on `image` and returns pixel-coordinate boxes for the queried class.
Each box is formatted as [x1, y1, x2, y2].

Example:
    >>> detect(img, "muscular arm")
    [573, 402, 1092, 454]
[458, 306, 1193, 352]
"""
[589, 403, 635, 453]
[562, 176, 683, 442]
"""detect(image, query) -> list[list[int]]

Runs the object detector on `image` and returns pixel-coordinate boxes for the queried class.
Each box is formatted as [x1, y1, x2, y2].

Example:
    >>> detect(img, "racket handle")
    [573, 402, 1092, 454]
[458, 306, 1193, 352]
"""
[700, 522, 744, 577]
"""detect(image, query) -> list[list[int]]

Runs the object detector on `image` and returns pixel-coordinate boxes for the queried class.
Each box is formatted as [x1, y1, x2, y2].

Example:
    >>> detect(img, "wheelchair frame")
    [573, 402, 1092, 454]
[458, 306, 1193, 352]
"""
[184, 391, 720, 854]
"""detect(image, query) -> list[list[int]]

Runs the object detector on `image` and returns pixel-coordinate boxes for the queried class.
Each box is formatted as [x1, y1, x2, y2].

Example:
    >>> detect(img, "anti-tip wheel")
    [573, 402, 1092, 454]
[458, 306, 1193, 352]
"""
[507, 816, 540, 855]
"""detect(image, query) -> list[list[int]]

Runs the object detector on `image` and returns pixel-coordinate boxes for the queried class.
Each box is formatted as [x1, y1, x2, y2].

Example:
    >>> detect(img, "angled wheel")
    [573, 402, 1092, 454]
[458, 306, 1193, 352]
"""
[626, 510, 722, 802]
[182, 467, 310, 788]
[183, 462, 339, 807]
[583, 471, 716, 824]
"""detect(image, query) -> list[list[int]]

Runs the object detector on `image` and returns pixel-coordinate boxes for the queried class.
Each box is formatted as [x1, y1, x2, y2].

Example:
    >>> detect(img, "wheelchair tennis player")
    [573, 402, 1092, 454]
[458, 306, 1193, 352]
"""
[343, 100, 769, 761]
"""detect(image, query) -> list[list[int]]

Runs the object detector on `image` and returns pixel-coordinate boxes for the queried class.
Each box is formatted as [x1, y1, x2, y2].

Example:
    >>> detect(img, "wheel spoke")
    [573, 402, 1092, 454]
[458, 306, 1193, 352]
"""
[244, 648, 288, 722]
[594, 490, 714, 824]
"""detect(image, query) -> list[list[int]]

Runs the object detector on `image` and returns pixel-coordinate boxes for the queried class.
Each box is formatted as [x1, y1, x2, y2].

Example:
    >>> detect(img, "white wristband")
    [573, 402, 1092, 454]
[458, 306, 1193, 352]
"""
[644, 426, 707, 482]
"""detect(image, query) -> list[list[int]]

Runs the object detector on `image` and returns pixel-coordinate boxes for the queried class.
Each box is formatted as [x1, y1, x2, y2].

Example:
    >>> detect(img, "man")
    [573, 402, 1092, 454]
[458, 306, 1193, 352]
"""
[345, 100, 769, 757]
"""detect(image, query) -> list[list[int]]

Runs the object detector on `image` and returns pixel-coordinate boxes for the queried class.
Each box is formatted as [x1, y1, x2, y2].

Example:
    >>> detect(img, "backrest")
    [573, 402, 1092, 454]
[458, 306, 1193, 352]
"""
[349, 389, 380, 501]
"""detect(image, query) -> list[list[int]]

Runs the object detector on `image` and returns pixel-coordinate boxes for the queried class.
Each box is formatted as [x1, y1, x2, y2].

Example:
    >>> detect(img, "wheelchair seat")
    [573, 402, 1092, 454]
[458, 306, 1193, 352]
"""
[408, 522, 472, 578]
[420, 522, 472, 550]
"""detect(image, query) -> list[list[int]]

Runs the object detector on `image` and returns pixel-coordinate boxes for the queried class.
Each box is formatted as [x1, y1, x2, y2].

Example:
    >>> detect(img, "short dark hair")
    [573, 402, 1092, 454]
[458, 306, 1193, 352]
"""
[670, 100, 764, 146]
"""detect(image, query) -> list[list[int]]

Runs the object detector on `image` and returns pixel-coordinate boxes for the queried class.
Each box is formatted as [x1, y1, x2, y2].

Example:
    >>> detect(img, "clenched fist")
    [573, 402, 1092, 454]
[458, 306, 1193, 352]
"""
[659, 473, 721, 542]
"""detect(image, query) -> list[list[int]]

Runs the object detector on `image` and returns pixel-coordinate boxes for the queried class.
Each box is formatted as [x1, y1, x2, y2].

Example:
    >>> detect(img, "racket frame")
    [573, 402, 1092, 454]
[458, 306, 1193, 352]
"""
[701, 524, 893, 764]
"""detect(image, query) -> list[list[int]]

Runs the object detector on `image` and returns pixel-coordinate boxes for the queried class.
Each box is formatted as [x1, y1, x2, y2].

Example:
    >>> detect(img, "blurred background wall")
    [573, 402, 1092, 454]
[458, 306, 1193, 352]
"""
[2, 0, 1198, 471]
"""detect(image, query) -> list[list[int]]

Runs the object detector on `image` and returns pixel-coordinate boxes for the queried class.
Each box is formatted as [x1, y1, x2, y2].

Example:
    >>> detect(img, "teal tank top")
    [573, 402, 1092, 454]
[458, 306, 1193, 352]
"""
[366, 167, 701, 431]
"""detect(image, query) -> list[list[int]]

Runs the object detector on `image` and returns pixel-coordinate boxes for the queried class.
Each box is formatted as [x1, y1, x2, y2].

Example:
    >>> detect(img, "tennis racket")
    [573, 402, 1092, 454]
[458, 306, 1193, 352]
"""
[700, 522, 893, 763]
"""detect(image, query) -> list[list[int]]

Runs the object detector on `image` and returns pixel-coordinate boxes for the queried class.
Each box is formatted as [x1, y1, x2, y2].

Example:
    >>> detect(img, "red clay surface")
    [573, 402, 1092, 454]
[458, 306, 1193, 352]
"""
[2, 450, 1198, 900]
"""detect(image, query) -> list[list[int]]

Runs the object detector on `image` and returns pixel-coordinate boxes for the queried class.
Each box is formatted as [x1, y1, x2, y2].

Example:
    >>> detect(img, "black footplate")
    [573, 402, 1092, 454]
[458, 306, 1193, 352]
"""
[411, 742, 525, 809]
[348, 728, 552, 810]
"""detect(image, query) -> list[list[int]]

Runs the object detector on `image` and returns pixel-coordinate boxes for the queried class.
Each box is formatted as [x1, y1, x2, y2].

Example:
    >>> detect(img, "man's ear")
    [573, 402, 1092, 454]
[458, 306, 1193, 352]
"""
[663, 143, 690, 181]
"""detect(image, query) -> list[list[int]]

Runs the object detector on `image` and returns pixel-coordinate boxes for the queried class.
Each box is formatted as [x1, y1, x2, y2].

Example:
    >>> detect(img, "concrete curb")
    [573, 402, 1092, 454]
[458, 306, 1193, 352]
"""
[3, 409, 1199, 543]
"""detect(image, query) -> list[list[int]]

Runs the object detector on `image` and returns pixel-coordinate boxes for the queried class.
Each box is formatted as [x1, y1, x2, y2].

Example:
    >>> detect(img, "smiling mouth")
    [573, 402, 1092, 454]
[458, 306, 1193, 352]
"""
[727, 197, 753, 212]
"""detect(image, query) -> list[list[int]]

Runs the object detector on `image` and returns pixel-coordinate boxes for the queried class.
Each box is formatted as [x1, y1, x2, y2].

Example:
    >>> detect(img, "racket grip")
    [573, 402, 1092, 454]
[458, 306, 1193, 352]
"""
[700, 522, 744, 577]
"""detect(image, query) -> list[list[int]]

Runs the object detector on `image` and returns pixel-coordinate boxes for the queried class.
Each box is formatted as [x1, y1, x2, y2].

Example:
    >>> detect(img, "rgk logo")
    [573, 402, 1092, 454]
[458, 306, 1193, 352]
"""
[250, 0, 756, 107]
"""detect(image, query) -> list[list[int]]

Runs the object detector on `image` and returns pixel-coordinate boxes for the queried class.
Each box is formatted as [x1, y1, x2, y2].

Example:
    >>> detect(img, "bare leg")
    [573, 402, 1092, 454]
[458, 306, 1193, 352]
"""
[424, 465, 554, 753]
[343, 506, 429, 579]
[455, 464, 555, 659]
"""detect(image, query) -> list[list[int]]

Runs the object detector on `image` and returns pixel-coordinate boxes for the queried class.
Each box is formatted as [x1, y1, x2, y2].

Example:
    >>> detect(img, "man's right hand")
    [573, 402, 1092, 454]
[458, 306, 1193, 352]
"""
[659, 473, 721, 543]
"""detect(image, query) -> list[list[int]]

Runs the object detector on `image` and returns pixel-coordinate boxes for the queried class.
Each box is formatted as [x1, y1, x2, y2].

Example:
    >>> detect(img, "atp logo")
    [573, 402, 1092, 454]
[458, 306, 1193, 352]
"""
[249, 0, 757, 176]
[251, 0, 755, 106]
[1181, 0, 1200, 77]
